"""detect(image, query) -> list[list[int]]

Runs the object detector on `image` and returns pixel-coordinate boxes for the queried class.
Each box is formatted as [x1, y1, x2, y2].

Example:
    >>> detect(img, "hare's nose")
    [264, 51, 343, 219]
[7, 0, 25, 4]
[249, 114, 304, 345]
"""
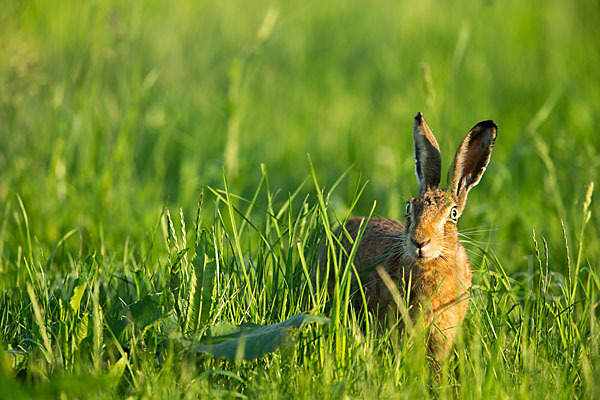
[411, 238, 430, 249]
[411, 238, 431, 258]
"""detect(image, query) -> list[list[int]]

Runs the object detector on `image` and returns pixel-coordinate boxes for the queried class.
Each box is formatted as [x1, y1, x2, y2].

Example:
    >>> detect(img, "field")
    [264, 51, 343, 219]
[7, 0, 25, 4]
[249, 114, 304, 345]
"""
[1, 0, 600, 398]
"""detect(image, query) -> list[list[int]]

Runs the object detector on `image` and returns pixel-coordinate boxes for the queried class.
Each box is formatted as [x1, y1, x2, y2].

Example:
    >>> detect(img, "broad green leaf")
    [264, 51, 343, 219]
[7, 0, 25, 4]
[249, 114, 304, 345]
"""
[3, 349, 27, 373]
[69, 281, 87, 314]
[191, 313, 329, 361]
[110, 319, 130, 342]
[196, 321, 261, 344]
[108, 356, 127, 387]
[186, 233, 217, 332]
[169, 248, 188, 297]
[197, 369, 243, 382]
[169, 248, 189, 323]
[196, 255, 216, 326]
[74, 313, 89, 347]
[127, 293, 169, 334]
[209, 322, 258, 337]
[110, 293, 170, 339]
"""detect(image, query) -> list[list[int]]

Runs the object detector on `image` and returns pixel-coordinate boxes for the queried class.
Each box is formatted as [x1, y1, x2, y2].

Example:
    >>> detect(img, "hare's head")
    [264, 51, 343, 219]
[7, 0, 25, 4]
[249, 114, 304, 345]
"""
[404, 112, 497, 262]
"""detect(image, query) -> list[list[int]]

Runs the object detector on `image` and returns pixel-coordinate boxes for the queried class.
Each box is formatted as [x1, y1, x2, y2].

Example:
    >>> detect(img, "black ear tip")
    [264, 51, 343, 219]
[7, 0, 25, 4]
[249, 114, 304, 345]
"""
[478, 120, 498, 130]
[415, 112, 423, 122]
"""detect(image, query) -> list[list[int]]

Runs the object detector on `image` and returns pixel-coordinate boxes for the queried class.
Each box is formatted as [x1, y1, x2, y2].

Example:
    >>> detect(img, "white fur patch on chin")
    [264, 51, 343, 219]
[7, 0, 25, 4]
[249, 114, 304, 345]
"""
[406, 249, 441, 262]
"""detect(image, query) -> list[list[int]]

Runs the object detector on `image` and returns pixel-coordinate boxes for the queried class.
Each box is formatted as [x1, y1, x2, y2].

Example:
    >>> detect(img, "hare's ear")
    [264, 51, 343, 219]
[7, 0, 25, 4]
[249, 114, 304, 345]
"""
[413, 112, 442, 196]
[448, 120, 497, 213]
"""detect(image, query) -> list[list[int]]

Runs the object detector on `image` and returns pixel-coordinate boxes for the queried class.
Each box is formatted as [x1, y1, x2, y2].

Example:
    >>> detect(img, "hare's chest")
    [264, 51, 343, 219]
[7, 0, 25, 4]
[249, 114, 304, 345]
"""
[408, 261, 470, 315]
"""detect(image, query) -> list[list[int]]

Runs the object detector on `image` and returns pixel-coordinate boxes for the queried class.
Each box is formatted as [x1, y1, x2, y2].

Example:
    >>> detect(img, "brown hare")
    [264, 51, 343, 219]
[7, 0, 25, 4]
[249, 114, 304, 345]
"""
[319, 112, 497, 362]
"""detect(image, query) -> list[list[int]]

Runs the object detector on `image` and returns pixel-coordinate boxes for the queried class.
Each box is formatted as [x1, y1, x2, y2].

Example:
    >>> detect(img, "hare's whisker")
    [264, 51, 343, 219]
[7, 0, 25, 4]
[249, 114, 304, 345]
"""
[462, 228, 497, 232]
[458, 236, 491, 245]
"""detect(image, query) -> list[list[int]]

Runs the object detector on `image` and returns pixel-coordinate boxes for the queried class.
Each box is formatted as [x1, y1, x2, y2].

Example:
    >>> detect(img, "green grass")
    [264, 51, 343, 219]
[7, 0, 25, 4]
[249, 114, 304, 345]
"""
[1, 0, 600, 398]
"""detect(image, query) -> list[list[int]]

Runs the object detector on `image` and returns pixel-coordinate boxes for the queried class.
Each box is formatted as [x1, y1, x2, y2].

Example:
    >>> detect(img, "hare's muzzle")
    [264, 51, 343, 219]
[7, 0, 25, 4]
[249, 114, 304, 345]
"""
[410, 237, 431, 259]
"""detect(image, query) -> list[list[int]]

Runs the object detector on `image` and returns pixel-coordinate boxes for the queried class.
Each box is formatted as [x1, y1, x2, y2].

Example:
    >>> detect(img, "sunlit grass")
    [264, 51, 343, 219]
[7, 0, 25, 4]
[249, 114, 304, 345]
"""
[1, 0, 599, 398]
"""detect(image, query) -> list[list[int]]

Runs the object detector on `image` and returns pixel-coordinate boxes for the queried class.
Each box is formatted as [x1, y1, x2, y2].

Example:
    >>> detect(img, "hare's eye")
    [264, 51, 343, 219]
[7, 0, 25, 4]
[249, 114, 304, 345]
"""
[450, 206, 458, 221]
[406, 202, 411, 215]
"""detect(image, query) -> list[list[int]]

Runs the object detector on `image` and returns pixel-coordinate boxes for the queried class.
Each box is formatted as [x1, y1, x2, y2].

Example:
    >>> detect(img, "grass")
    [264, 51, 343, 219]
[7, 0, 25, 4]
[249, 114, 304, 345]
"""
[1, 0, 600, 398]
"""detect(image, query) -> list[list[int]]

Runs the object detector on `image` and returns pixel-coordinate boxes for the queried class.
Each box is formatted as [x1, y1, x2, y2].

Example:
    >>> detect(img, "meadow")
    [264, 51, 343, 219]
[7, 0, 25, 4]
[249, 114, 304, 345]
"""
[1, 0, 600, 398]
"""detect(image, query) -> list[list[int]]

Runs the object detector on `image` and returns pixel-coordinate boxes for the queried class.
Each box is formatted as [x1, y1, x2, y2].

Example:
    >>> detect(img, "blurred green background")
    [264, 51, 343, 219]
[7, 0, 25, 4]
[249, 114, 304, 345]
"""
[1, 0, 598, 272]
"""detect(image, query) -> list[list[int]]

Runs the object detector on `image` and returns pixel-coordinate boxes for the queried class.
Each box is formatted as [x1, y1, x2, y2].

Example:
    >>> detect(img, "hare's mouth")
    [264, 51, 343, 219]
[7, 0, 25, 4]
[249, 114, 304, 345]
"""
[412, 251, 438, 261]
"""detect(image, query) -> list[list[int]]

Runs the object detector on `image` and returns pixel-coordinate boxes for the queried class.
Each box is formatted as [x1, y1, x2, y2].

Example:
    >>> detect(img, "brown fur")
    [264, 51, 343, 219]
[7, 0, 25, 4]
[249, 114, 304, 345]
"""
[319, 113, 497, 362]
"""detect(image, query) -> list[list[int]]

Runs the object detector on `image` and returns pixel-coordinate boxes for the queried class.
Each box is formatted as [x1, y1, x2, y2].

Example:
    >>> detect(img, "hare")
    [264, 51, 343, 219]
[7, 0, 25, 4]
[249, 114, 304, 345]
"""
[319, 112, 497, 362]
